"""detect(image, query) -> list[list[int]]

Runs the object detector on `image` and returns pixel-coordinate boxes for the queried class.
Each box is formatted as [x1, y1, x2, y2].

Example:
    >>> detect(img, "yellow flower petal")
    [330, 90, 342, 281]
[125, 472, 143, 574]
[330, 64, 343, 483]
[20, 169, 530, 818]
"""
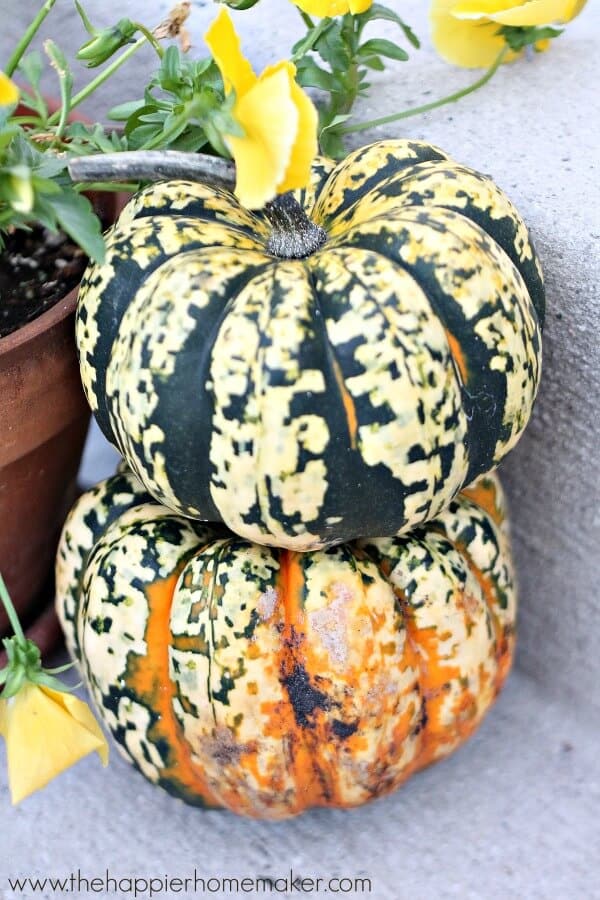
[0, 684, 108, 804]
[204, 8, 256, 97]
[0, 72, 19, 107]
[349, 0, 373, 11]
[292, 0, 351, 15]
[260, 62, 318, 194]
[450, 0, 586, 24]
[430, 0, 513, 67]
[450, 0, 523, 19]
[486, 0, 585, 23]
[229, 68, 299, 209]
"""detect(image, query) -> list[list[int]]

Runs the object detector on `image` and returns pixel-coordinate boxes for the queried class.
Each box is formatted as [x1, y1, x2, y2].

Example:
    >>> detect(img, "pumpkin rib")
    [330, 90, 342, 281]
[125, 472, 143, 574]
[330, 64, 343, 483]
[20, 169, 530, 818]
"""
[209, 260, 353, 550]
[79, 507, 222, 807]
[77, 215, 265, 443]
[131, 571, 221, 807]
[324, 188, 542, 330]
[277, 550, 327, 813]
[314, 158, 449, 228]
[105, 248, 274, 521]
[55, 470, 152, 660]
[361, 530, 499, 769]
[436, 528, 515, 695]
[312, 139, 450, 226]
[427, 483, 516, 693]
[306, 246, 468, 532]
[349, 540, 431, 775]
[119, 180, 270, 239]
[460, 476, 505, 529]
[335, 210, 541, 482]
[302, 260, 359, 451]
[359, 535, 471, 773]
[317, 159, 544, 326]
[318, 236, 483, 484]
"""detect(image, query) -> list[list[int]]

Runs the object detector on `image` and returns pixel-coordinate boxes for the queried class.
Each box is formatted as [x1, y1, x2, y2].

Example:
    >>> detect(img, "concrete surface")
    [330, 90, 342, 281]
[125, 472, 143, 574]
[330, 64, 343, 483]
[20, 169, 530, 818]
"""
[1, 1, 599, 897]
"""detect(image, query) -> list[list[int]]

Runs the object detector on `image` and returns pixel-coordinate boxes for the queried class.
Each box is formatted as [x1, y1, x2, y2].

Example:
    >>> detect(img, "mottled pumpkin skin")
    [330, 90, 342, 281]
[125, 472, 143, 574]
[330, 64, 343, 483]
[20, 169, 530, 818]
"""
[77, 139, 543, 550]
[56, 467, 516, 820]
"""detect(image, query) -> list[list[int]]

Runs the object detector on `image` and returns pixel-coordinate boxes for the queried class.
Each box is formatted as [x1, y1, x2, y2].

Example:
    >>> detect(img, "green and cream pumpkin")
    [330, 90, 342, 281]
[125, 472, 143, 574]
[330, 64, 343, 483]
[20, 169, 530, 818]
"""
[77, 139, 543, 550]
[56, 466, 516, 819]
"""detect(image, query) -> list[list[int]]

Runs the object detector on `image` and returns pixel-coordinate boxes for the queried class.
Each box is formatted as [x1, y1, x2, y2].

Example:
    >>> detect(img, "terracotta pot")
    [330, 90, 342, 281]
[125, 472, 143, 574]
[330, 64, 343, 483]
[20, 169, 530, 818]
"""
[0, 286, 90, 662]
[0, 182, 120, 664]
[0, 95, 122, 665]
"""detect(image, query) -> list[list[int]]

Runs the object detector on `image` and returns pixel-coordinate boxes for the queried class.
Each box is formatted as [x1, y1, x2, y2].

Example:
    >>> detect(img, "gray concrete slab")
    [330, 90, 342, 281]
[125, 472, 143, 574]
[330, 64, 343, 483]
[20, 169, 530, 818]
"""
[1, 2, 599, 897]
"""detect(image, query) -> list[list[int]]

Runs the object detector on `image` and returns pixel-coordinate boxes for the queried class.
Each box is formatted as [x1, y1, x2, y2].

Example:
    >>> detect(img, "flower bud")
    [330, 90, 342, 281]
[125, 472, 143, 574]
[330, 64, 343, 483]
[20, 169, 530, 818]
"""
[77, 19, 137, 67]
[219, 0, 262, 10]
[7, 167, 34, 214]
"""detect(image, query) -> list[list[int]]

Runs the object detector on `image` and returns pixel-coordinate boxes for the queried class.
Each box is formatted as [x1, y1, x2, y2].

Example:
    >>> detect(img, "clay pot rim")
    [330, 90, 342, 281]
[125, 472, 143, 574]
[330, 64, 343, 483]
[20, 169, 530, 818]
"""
[0, 284, 79, 359]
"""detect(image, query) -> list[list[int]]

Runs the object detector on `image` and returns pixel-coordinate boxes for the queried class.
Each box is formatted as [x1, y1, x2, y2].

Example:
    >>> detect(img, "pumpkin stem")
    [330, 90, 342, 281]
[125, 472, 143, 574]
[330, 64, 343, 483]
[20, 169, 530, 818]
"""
[264, 193, 327, 259]
[69, 153, 326, 258]
[68, 151, 236, 192]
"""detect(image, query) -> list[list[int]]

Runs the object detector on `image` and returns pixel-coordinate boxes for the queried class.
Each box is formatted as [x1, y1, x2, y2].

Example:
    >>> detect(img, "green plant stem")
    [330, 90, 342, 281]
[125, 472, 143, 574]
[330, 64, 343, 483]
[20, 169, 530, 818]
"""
[5, 0, 58, 77]
[0, 574, 26, 645]
[340, 47, 509, 135]
[45, 42, 71, 144]
[132, 22, 165, 60]
[47, 35, 149, 126]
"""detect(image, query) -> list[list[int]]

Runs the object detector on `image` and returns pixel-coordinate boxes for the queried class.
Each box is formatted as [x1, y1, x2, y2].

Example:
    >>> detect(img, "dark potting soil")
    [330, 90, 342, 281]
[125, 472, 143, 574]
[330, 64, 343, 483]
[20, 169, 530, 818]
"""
[0, 227, 87, 338]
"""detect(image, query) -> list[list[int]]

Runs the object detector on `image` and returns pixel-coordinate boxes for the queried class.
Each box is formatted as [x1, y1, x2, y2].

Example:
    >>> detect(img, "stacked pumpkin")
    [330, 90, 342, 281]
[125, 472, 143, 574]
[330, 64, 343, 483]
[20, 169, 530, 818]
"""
[56, 139, 543, 819]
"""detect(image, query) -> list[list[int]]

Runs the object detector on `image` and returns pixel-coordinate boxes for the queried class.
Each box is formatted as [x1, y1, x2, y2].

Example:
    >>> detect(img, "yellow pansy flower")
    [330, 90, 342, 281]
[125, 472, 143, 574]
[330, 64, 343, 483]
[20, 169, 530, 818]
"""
[0, 573, 108, 805]
[205, 8, 318, 209]
[293, 0, 372, 17]
[0, 684, 108, 804]
[430, 0, 587, 68]
[0, 72, 19, 107]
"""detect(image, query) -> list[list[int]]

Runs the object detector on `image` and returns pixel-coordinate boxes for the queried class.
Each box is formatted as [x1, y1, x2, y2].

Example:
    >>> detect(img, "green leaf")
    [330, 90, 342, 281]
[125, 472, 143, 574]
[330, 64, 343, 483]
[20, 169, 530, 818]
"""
[50, 189, 106, 262]
[319, 127, 346, 160]
[127, 124, 162, 149]
[30, 175, 62, 196]
[360, 55, 385, 71]
[320, 113, 351, 132]
[314, 22, 351, 71]
[107, 99, 145, 121]
[497, 24, 563, 51]
[292, 19, 333, 59]
[16, 52, 48, 121]
[159, 46, 184, 94]
[295, 58, 341, 93]
[18, 51, 43, 91]
[318, 114, 351, 160]
[357, 4, 420, 48]
[358, 39, 409, 62]
[169, 128, 208, 153]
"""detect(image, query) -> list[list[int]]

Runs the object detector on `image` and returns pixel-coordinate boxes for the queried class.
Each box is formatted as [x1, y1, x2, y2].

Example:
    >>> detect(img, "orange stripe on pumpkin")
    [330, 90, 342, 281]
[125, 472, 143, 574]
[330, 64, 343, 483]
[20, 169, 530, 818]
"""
[127, 573, 219, 807]
[331, 354, 358, 450]
[445, 329, 469, 385]
[460, 478, 503, 527]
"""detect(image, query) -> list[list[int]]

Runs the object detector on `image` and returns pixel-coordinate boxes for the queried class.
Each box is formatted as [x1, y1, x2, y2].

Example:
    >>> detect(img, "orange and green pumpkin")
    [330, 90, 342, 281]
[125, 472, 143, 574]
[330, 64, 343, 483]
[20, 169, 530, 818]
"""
[76, 138, 543, 550]
[56, 466, 517, 819]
